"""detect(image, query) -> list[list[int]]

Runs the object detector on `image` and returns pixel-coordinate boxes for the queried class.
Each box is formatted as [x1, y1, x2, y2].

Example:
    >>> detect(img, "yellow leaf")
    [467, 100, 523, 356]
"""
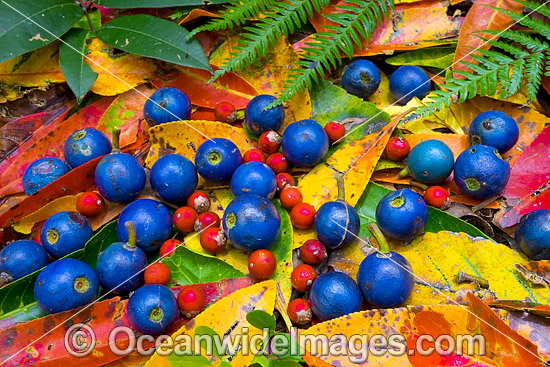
[365, 69, 394, 108]
[85, 38, 157, 96]
[144, 280, 277, 367]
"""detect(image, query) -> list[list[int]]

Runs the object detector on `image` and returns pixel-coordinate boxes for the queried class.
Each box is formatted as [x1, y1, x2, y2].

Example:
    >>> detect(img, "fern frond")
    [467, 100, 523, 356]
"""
[189, 0, 275, 36]
[209, 0, 331, 82]
[271, 0, 394, 107]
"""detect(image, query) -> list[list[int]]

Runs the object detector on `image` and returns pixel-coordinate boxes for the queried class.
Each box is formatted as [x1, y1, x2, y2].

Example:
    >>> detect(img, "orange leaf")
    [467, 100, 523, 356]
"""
[178, 9, 218, 25]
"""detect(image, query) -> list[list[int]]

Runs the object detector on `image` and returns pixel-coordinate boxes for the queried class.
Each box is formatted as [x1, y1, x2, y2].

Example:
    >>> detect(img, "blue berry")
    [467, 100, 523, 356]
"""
[195, 138, 243, 182]
[230, 161, 277, 199]
[64, 128, 112, 168]
[309, 272, 362, 321]
[22, 157, 69, 195]
[341, 60, 381, 99]
[468, 110, 519, 154]
[40, 211, 93, 258]
[144, 87, 191, 125]
[389, 65, 431, 105]
[281, 119, 329, 168]
[244, 95, 285, 136]
[150, 154, 198, 204]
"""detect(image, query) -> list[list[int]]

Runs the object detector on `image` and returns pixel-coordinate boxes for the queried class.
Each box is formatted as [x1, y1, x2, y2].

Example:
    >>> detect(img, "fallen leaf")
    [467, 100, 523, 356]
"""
[514, 260, 550, 287]
[178, 9, 218, 25]
[487, 299, 550, 318]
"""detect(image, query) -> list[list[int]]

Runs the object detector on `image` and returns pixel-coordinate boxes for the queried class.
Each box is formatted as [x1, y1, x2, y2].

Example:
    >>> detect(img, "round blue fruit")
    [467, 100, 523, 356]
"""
[309, 272, 362, 321]
[244, 94, 285, 136]
[150, 154, 198, 204]
[389, 65, 432, 105]
[406, 139, 454, 185]
[376, 188, 428, 242]
[22, 157, 69, 195]
[144, 87, 192, 125]
[282, 119, 329, 168]
[341, 59, 381, 99]
[230, 161, 277, 199]
[127, 284, 178, 335]
[96, 241, 147, 295]
[117, 199, 172, 253]
[223, 195, 281, 252]
[516, 210, 550, 260]
[314, 200, 360, 249]
[468, 110, 519, 154]
[34, 258, 99, 314]
[195, 138, 243, 182]
[64, 128, 112, 168]
[94, 152, 146, 203]
[41, 211, 93, 259]
[0, 240, 49, 282]
[357, 251, 414, 308]
[454, 145, 510, 199]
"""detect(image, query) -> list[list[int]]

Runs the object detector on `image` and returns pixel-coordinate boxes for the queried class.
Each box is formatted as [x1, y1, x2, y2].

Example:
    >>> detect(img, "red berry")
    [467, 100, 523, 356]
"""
[243, 149, 266, 163]
[214, 101, 237, 123]
[266, 153, 289, 174]
[424, 186, 451, 209]
[159, 239, 181, 258]
[248, 249, 277, 281]
[280, 187, 303, 210]
[276, 173, 295, 191]
[291, 264, 317, 292]
[187, 192, 211, 213]
[173, 206, 198, 233]
[258, 131, 282, 154]
[290, 203, 316, 229]
[299, 240, 327, 266]
[385, 136, 411, 161]
[144, 262, 171, 285]
[76, 192, 105, 217]
[177, 285, 206, 318]
[324, 121, 345, 144]
[287, 298, 312, 326]
[194, 211, 221, 232]
[200, 227, 227, 255]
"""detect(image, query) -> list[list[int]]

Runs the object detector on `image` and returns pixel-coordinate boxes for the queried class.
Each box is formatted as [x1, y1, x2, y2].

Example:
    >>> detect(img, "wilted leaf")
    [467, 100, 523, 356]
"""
[145, 280, 277, 367]
[487, 299, 550, 318]
[152, 65, 259, 109]
[386, 47, 456, 69]
[85, 38, 157, 96]
[514, 260, 550, 288]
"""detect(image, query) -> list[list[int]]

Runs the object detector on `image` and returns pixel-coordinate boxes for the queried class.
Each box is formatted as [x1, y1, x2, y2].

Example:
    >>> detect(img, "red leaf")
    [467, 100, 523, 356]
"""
[152, 65, 259, 109]
[190, 107, 217, 121]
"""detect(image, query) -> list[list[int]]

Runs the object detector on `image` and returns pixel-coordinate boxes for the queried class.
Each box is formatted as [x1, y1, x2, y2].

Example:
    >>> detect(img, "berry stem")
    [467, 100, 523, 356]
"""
[125, 221, 137, 248]
[409, 181, 428, 191]
[367, 222, 390, 254]
[472, 195, 499, 212]
[112, 127, 121, 152]
[397, 167, 410, 179]
[335, 171, 345, 201]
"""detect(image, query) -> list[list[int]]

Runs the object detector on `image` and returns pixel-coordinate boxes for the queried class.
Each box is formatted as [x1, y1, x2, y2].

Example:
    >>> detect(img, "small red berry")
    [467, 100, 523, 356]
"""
[291, 264, 317, 292]
[214, 101, 237, 123]
[324, 121, 345, 144]
[424, 186, 451, 209]
[248, 249, 277, 281]
[144, 262, 171, 285]
[76, 192, 105, 217]
[159, 239, 181, 258]
[173, 206, 198, 233]
[287, 298, 312, 326]
[280, 186, 303, 210]
[299, 240, 327, 266]
[243, 149, 266, 163]
[187, 192, 211, 213]
[200, 227, 227, 255]
[290, 203, 316, 229]
[194, 211, 221, 232]
[177, 285, 206, 318]
[258, 131, 282, 154]
[266, 153, 289, 174]
[276, 173, 295, 191]
[385, 136, 411, 161]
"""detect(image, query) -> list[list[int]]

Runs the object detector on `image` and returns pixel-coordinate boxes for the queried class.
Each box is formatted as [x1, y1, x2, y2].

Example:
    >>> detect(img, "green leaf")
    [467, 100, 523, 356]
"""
[0, 0, 83, 63]
[96, 0, 229, 8]
[250, 355, 271, 367]
[195, 326, 222, 358]
[386, 47, 456, 69]
[96, 14, 212, 71]
[273, 361, 303, 367]
[354, 182, 490, 240]
[163, 246, 245, 285]
[59, 29, 98, 103]
[78, 220, 119, 268]
[246, 310, 276, 332]
[167, 354, 211, 367]
[73, 10, 102, 31]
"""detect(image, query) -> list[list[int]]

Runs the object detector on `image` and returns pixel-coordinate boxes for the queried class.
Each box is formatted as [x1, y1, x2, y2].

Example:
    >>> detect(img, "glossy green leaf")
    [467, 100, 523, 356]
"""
[96, 14, 212, 71]
[386, 47, 456, 69]
[167, 354, 211, 367]
[163, 246, 245, 285]
[246, 309, 276, 332]
[0, 0, 83, 63]
[96, 0, 229, 8]
[78, 220, 119, 268]
[355, 182, 490, 239]
[59, 28, 97, 102]
[73, 9, 102, 31]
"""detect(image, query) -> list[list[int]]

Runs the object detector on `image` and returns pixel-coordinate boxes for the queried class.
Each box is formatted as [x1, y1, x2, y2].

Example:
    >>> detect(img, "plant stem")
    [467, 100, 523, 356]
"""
[409, 181, 428, 191]
[368, 222, 390, 254]
[79, 0, 96, 33]
[112, 127, 121, 152]
[125, 221, 137, 248]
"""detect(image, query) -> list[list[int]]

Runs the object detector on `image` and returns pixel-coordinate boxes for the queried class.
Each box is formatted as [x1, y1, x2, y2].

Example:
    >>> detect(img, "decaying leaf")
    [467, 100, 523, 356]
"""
[515, 260, 550, 287]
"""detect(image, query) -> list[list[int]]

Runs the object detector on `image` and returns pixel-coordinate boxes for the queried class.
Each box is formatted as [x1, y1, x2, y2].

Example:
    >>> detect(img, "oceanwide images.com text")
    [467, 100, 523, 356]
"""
[65, 324, 486, 363]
